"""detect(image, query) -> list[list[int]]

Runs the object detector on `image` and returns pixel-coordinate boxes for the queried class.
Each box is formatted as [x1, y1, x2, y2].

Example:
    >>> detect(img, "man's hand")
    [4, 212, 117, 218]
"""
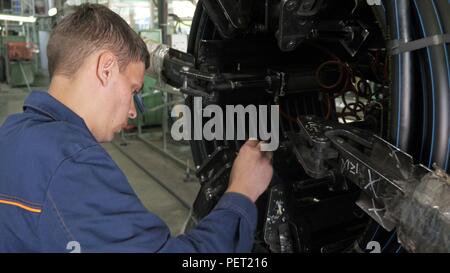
[226, 139, 274, 203]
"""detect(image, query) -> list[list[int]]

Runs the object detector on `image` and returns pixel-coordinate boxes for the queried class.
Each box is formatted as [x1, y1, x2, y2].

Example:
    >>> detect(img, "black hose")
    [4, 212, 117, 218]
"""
[187, 0, 204, 55]
[434, 0, 450, 32]
[413, 0, 450, 169]
[417, 51, 432, 164]
[432, 0, 450, 172]
[363, 0, 416, 254]
[187, 1, 216, 164]
[386, 0, 415, 153]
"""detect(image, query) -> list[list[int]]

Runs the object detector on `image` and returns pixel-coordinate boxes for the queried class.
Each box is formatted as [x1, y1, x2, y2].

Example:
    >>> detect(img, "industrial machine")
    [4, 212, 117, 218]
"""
[0, 35, 36, 87]
[146, 0, 450, 253]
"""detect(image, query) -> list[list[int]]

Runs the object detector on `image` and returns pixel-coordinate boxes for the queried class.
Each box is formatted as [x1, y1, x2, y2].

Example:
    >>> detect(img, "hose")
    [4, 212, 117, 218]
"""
[413, 0, 449, 169]
[387, 0, 415, 153]
[431, 0, 450, 171]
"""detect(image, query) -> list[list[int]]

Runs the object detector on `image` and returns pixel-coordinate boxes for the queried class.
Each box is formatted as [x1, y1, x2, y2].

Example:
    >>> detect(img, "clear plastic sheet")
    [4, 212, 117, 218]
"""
[393, 168, 450, 252]
[144, 39, 170, 81]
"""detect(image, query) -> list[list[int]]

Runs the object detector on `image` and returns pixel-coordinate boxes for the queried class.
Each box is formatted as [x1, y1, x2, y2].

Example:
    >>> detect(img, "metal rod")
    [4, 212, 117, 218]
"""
[158, 0, 168, 44]
[18, 61, 32, 92]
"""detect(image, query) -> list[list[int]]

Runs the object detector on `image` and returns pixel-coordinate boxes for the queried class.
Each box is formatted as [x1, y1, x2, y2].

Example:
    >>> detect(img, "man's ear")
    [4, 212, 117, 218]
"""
[96, 51, 117, 87]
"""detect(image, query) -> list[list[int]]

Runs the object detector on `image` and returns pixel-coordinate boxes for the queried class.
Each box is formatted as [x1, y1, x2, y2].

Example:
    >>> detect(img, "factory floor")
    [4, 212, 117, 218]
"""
[0, 82, 200, 236]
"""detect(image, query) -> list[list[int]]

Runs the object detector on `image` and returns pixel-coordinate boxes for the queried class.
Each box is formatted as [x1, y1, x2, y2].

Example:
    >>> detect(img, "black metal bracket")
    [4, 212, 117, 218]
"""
[277, 0, 324, 51]
[264, 183, 297, 253]
[289, 115, 431, 230]
[277, 0, 369, 55]
[202, 0, 253, 39]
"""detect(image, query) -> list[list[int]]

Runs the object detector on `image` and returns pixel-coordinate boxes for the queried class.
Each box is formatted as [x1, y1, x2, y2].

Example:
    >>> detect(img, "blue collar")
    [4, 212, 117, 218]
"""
[23, 91, 94, 138]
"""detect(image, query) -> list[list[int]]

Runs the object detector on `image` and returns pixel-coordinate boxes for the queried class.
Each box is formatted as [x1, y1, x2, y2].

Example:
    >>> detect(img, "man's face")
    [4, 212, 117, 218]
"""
[98, 61, 145, 142]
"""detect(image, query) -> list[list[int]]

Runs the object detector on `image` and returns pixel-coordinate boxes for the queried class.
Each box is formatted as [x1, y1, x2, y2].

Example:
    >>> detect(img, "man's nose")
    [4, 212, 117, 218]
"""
[129, 96, 137, 119]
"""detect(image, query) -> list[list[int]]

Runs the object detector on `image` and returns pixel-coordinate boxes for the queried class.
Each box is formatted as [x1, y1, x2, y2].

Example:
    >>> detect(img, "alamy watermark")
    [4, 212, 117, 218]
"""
[170, 97, 280, 151]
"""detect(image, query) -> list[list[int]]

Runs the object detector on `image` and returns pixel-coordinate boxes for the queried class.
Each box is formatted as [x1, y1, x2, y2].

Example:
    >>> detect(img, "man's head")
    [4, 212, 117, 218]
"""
[47, 4, 150, 142]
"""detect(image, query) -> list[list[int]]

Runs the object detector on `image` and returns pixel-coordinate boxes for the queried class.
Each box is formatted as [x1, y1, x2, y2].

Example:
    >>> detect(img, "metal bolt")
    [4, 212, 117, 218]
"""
[286, 40, 297, 50]
[254, 24, 266, 32]
[285, 0, 298, 11]
[301, 0, 314, 11]
[205, 188, 214, 200]
[197, 56, 206, 63]
[298, 19, 307, 26]
[237, 17, 244, 26]
[309, 29, 319, 39]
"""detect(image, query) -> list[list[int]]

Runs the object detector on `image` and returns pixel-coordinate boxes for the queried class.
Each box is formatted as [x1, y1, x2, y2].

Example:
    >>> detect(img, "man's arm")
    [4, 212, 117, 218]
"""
[38, 140, 272, 252]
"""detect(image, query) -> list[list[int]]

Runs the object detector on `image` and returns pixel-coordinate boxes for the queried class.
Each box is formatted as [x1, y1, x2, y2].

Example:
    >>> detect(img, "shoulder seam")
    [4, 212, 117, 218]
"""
[45, 191, 76, 242]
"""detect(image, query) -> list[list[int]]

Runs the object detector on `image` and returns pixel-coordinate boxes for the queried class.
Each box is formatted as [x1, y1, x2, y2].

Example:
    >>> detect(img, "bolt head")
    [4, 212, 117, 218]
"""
[301, 1, 314, 11]
[285, 0, 298, 11]
[286, 40, 297, 50]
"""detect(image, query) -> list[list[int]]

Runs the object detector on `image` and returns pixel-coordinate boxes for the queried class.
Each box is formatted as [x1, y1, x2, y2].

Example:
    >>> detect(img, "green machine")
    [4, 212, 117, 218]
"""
[139, 75, 163, 126]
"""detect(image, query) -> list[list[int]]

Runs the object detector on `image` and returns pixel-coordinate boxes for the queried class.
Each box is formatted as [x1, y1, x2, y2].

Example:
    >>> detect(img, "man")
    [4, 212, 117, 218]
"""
[0, 4, 273, 252]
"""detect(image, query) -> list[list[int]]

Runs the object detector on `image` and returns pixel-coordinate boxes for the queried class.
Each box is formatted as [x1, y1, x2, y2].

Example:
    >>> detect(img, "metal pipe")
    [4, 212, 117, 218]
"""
[158, 0, 168, 44]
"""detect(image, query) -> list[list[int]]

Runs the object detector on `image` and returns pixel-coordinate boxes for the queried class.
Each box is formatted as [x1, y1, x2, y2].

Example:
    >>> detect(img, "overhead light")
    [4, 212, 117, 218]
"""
[48, 8, 58, 17]
[0, 14, 37, 23]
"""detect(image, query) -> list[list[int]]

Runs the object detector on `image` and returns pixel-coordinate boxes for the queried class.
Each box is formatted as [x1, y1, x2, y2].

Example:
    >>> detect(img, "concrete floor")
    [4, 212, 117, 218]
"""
[0, 84, 199, 236]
